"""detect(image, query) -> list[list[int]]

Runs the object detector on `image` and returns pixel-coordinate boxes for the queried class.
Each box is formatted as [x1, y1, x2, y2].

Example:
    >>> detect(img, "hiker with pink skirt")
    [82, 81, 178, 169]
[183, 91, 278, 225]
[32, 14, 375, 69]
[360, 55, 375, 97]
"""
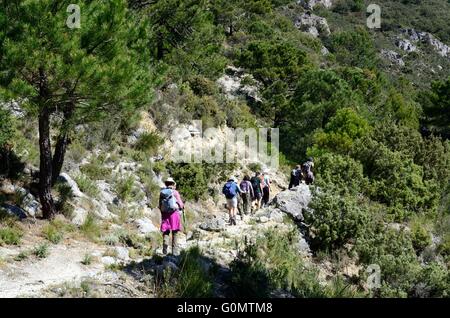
[159, 177, 184, 256]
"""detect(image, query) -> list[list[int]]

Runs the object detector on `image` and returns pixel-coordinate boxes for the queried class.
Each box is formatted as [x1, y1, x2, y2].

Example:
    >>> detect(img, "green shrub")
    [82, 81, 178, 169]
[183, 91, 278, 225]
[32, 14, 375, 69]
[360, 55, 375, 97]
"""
[410, 222, 431, 253]
[0, 226, 23, 245]
[313, 152, 368, 195]
[42, 223, 64, 244]
[155, 246, 214, 298]
[33, 243, 50, 258]
[114, 175, 136, 202]
[74, 174, 100, 198]
[81, 254, 93, 266]
[80, 162, 111, 181]
[79, 214, 101, 242]
[305, 189, 369, 251]
[134, 132, 163, 155]
[356, 226, 422, 297]
[14, 250, 29, 261]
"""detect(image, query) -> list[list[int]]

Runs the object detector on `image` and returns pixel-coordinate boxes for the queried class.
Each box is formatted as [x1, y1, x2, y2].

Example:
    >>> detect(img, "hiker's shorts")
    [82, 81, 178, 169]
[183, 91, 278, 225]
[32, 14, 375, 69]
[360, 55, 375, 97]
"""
[226, 197, 238, 209]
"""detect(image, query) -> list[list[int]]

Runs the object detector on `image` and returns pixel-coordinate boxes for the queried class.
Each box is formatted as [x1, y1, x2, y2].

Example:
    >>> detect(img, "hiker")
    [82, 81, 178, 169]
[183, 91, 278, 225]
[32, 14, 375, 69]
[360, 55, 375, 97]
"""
[250, 172, 263, 211]
[262, 170, 271, 207]
[240, 175, 254, 216]
[159, 177, 184, 256]
[289, 165, 302, 189]
[302, 157, 315, 185]
[222, 177, 242, 225]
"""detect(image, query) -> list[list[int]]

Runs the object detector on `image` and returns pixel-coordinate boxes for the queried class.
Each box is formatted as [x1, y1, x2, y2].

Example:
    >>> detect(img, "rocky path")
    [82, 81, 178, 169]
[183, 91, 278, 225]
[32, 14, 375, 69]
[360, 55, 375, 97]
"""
[0, 241, 106, 298]
[0, 183, 312, 298]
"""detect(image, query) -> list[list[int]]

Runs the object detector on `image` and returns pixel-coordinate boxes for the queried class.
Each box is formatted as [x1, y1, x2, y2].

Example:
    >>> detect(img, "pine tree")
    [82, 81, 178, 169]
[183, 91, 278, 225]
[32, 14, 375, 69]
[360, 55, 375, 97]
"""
[0, 0, 158, 218]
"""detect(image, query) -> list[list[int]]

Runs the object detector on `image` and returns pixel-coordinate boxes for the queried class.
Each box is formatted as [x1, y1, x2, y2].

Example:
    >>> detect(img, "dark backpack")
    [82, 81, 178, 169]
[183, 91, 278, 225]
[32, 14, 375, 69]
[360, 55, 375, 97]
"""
[302, 162, 312, 175]
[160, 188, 178, 213]
[223, 182, 237, 199]
[240, 181, 249, 192]
[251, 177, 261, 193]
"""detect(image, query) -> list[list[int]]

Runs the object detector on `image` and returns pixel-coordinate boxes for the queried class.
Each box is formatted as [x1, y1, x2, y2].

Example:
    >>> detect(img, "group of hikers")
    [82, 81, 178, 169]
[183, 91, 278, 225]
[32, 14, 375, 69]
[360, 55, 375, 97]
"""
[157, 158, 314, 255]
[221, 170, 272, 226]
[288, 157, 315, 189]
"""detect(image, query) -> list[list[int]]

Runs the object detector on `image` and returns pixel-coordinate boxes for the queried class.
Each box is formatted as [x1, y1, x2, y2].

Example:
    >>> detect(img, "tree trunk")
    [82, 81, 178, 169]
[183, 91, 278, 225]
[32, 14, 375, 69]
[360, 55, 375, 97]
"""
[51, 132, 68, 186]
[51, 106, 74, 186]
[38, 106, 56, 219]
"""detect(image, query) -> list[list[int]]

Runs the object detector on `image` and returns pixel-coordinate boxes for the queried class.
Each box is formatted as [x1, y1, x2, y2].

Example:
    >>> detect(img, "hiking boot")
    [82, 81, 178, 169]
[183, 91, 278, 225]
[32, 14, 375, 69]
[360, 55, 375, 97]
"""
[162, 233, 170, 255]
[232, 217, 237, 226]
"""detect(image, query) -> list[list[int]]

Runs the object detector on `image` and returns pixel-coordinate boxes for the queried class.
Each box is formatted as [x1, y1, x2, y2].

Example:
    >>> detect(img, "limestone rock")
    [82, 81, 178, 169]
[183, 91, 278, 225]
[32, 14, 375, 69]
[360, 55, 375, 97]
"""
[381, 49, 405, 67]
[298, 0, 333, 10]
[135, 217, 159, 235]
[272, 184, 312, 221]
[199, 215, 226, 232]
[295, 12, 330, 38]
[58, 173, 84, 198]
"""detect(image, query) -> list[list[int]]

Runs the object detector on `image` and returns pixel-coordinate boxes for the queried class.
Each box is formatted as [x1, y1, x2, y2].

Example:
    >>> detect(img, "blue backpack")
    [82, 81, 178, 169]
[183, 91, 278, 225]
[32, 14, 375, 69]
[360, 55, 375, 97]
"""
[160, 188, 178, 213]
[223, 182, 237, 199]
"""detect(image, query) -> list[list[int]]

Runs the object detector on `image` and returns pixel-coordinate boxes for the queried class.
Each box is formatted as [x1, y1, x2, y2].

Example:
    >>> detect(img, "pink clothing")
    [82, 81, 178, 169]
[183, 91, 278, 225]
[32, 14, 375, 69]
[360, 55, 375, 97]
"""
[160, 189, 184, 232]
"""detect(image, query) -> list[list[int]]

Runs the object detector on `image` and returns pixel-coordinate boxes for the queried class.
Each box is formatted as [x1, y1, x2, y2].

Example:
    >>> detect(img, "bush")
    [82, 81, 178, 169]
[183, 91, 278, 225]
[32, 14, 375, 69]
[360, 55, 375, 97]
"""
[42, 222, 64, 244]
[356, 226, 422, 297]
[114, 175, 136, 202]
[33, 243, 50, 258]
[134, 132, 163, 155]
[79, 214, 101, 242]
[165, 163, 209, 201]
[80, 162, 111, 181]
[410, 222, 431, 253]
[312, 153, 368, 195]
[74, 174, 100, 198]
[305, 189, 369, 251]
[0, 226, 23, 245]
[155, 246, 214, 298]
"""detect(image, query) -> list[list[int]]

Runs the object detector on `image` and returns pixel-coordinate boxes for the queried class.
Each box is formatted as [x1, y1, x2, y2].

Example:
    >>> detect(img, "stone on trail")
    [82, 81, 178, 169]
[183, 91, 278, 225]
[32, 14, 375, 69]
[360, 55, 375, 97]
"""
[199, 215, 226, 232]
[272, 184, 312, 222]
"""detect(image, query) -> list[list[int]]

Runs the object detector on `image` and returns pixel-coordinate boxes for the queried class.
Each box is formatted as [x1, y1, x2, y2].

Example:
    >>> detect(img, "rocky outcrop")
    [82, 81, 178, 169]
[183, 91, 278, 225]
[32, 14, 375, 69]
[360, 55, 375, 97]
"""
[272, 184, 312, 222]
[298, 0, 333, 10]
[216, 66, 262, 103]
[0, 182, 41, 218]
[381, 49, 405, 67]
[294, 12, 330, 38]
[399, 28, 450, 58]
[395, 39, 417, 53]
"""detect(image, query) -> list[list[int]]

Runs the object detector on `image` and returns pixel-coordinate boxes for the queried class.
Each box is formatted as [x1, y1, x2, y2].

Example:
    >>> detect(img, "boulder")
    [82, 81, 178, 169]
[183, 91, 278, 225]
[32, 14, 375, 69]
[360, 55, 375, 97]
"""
[135, 217, 159, 235]
[102, 256, 118, 266]
[71, 206, 88, 226]
[58, 173, 84, 197]
[294, 12, 330, 38]
[298, 0, 333, 10]
[400, 28, 450, 57]
[96, 180, 119, 206]
[114, 246, 130, 261]
[1, 204, 27, 219]
[199, 215, 226, 232]
[381, 49, 405, 67]
[272, 184, 312, 222]
[216, 66, 262, 103]
[395, 39, 417, 53]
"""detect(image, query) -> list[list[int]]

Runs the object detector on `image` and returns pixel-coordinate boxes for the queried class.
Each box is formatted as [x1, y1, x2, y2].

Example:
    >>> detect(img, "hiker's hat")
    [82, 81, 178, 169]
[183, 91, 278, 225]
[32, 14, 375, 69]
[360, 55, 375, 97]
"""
[165, 177, 176, 185]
